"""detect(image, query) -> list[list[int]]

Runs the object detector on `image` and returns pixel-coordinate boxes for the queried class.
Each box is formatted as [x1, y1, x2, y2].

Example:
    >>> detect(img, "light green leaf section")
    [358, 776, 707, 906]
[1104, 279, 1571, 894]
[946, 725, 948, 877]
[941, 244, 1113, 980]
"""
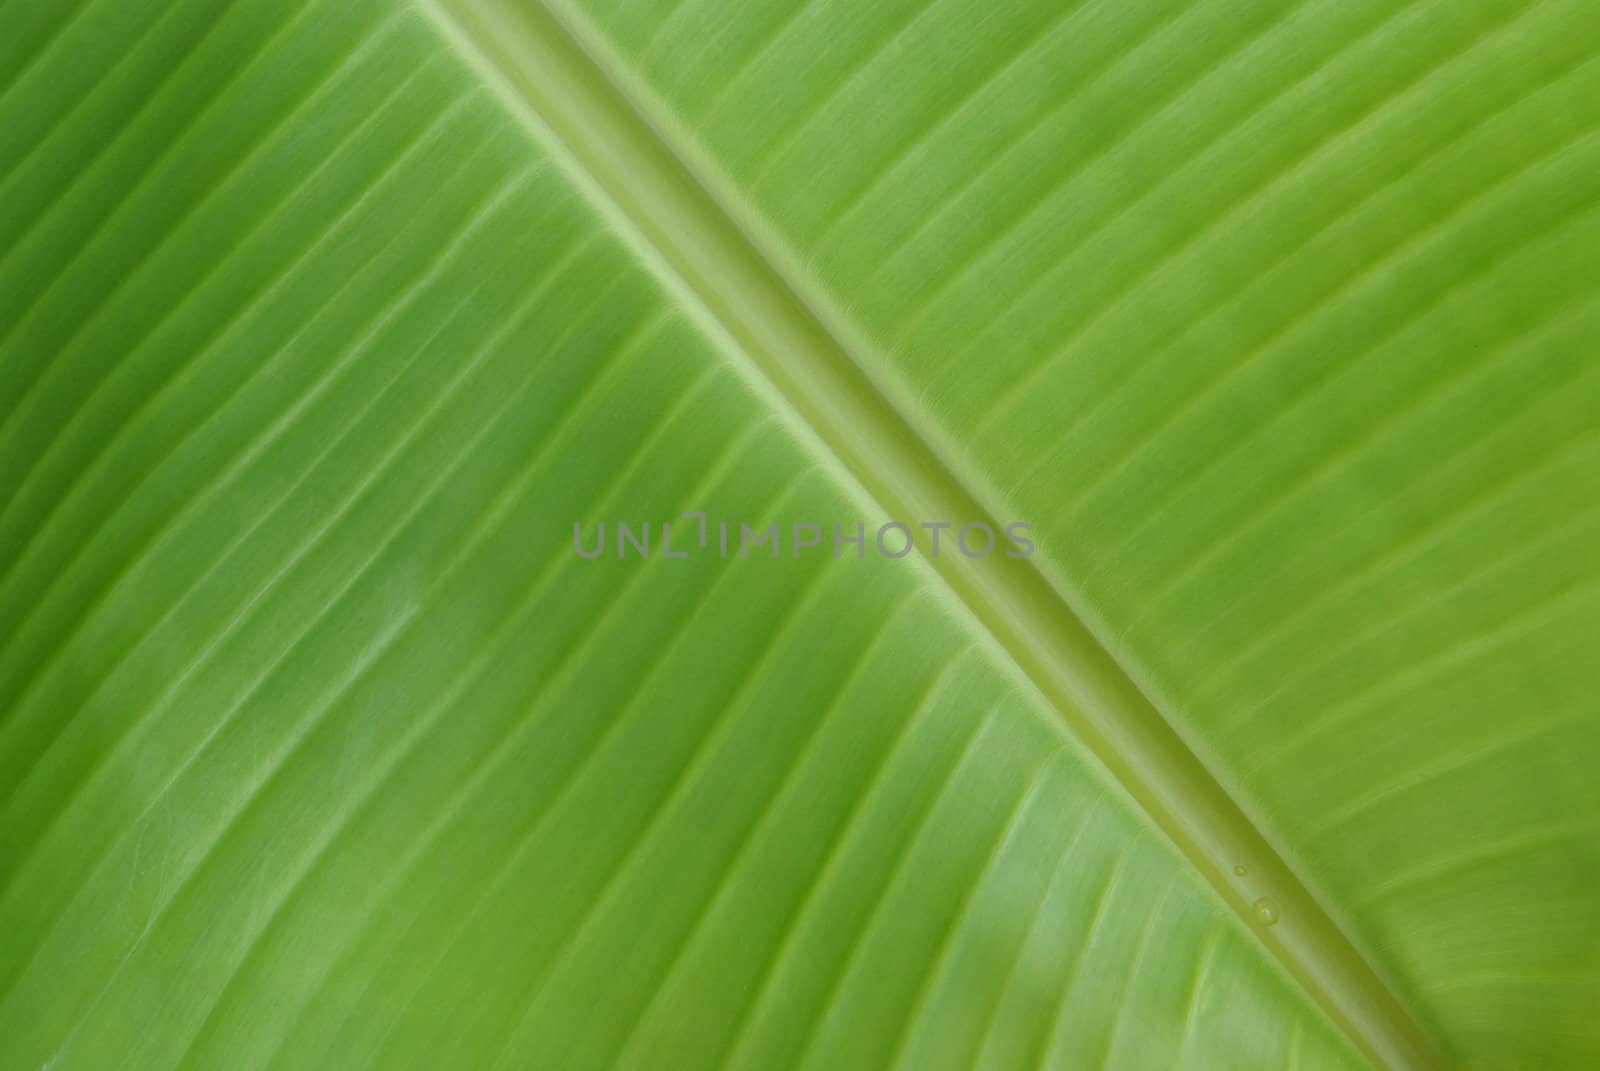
[0, 0, 1591, 1069]
[533, 0, 1600, 1066]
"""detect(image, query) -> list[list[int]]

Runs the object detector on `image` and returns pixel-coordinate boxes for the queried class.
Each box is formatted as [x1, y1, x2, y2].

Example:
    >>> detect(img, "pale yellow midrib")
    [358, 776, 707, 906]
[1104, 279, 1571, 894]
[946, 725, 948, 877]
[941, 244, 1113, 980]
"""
[419, 1, 1445, 1067]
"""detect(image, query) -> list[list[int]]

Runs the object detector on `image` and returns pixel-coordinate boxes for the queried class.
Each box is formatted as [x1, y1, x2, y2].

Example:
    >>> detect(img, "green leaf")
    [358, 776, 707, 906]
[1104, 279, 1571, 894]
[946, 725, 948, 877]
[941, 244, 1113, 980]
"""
[1, 0, 1594, 1068]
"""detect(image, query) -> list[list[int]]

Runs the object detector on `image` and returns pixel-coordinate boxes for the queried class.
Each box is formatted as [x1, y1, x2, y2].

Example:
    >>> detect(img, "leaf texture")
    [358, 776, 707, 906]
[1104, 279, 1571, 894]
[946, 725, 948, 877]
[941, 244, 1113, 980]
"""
[0, 0, 1595, 1068]
[539, 0, 1600, 1064]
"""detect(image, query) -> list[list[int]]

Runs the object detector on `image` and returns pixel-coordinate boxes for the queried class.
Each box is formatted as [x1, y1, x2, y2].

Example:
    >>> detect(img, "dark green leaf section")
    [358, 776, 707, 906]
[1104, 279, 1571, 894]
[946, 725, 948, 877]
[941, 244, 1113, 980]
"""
[0, 2, 1364, 1069]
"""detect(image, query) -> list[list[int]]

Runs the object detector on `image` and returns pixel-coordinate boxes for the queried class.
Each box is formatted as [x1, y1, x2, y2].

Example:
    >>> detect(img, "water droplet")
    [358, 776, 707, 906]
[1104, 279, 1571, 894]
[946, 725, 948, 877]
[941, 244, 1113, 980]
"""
[1233, 864, 1248, 877]
[1252, 897, 1279, 926]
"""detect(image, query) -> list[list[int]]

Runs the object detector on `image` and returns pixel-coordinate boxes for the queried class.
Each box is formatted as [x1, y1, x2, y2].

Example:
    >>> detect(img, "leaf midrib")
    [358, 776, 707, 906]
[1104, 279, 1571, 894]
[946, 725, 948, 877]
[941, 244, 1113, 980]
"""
[420, 1, 1444, 1067]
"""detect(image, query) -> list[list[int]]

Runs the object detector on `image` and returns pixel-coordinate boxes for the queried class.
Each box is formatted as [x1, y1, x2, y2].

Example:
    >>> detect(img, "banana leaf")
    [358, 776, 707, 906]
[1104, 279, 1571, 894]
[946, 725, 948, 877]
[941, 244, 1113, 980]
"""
[1, 0, 1595, 1067]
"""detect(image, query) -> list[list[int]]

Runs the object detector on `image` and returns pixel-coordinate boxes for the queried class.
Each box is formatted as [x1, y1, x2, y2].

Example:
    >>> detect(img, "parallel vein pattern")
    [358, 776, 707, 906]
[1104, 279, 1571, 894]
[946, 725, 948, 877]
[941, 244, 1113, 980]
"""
[0, 2, 1367, 1070]
[556, 0, 1600, 1064]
